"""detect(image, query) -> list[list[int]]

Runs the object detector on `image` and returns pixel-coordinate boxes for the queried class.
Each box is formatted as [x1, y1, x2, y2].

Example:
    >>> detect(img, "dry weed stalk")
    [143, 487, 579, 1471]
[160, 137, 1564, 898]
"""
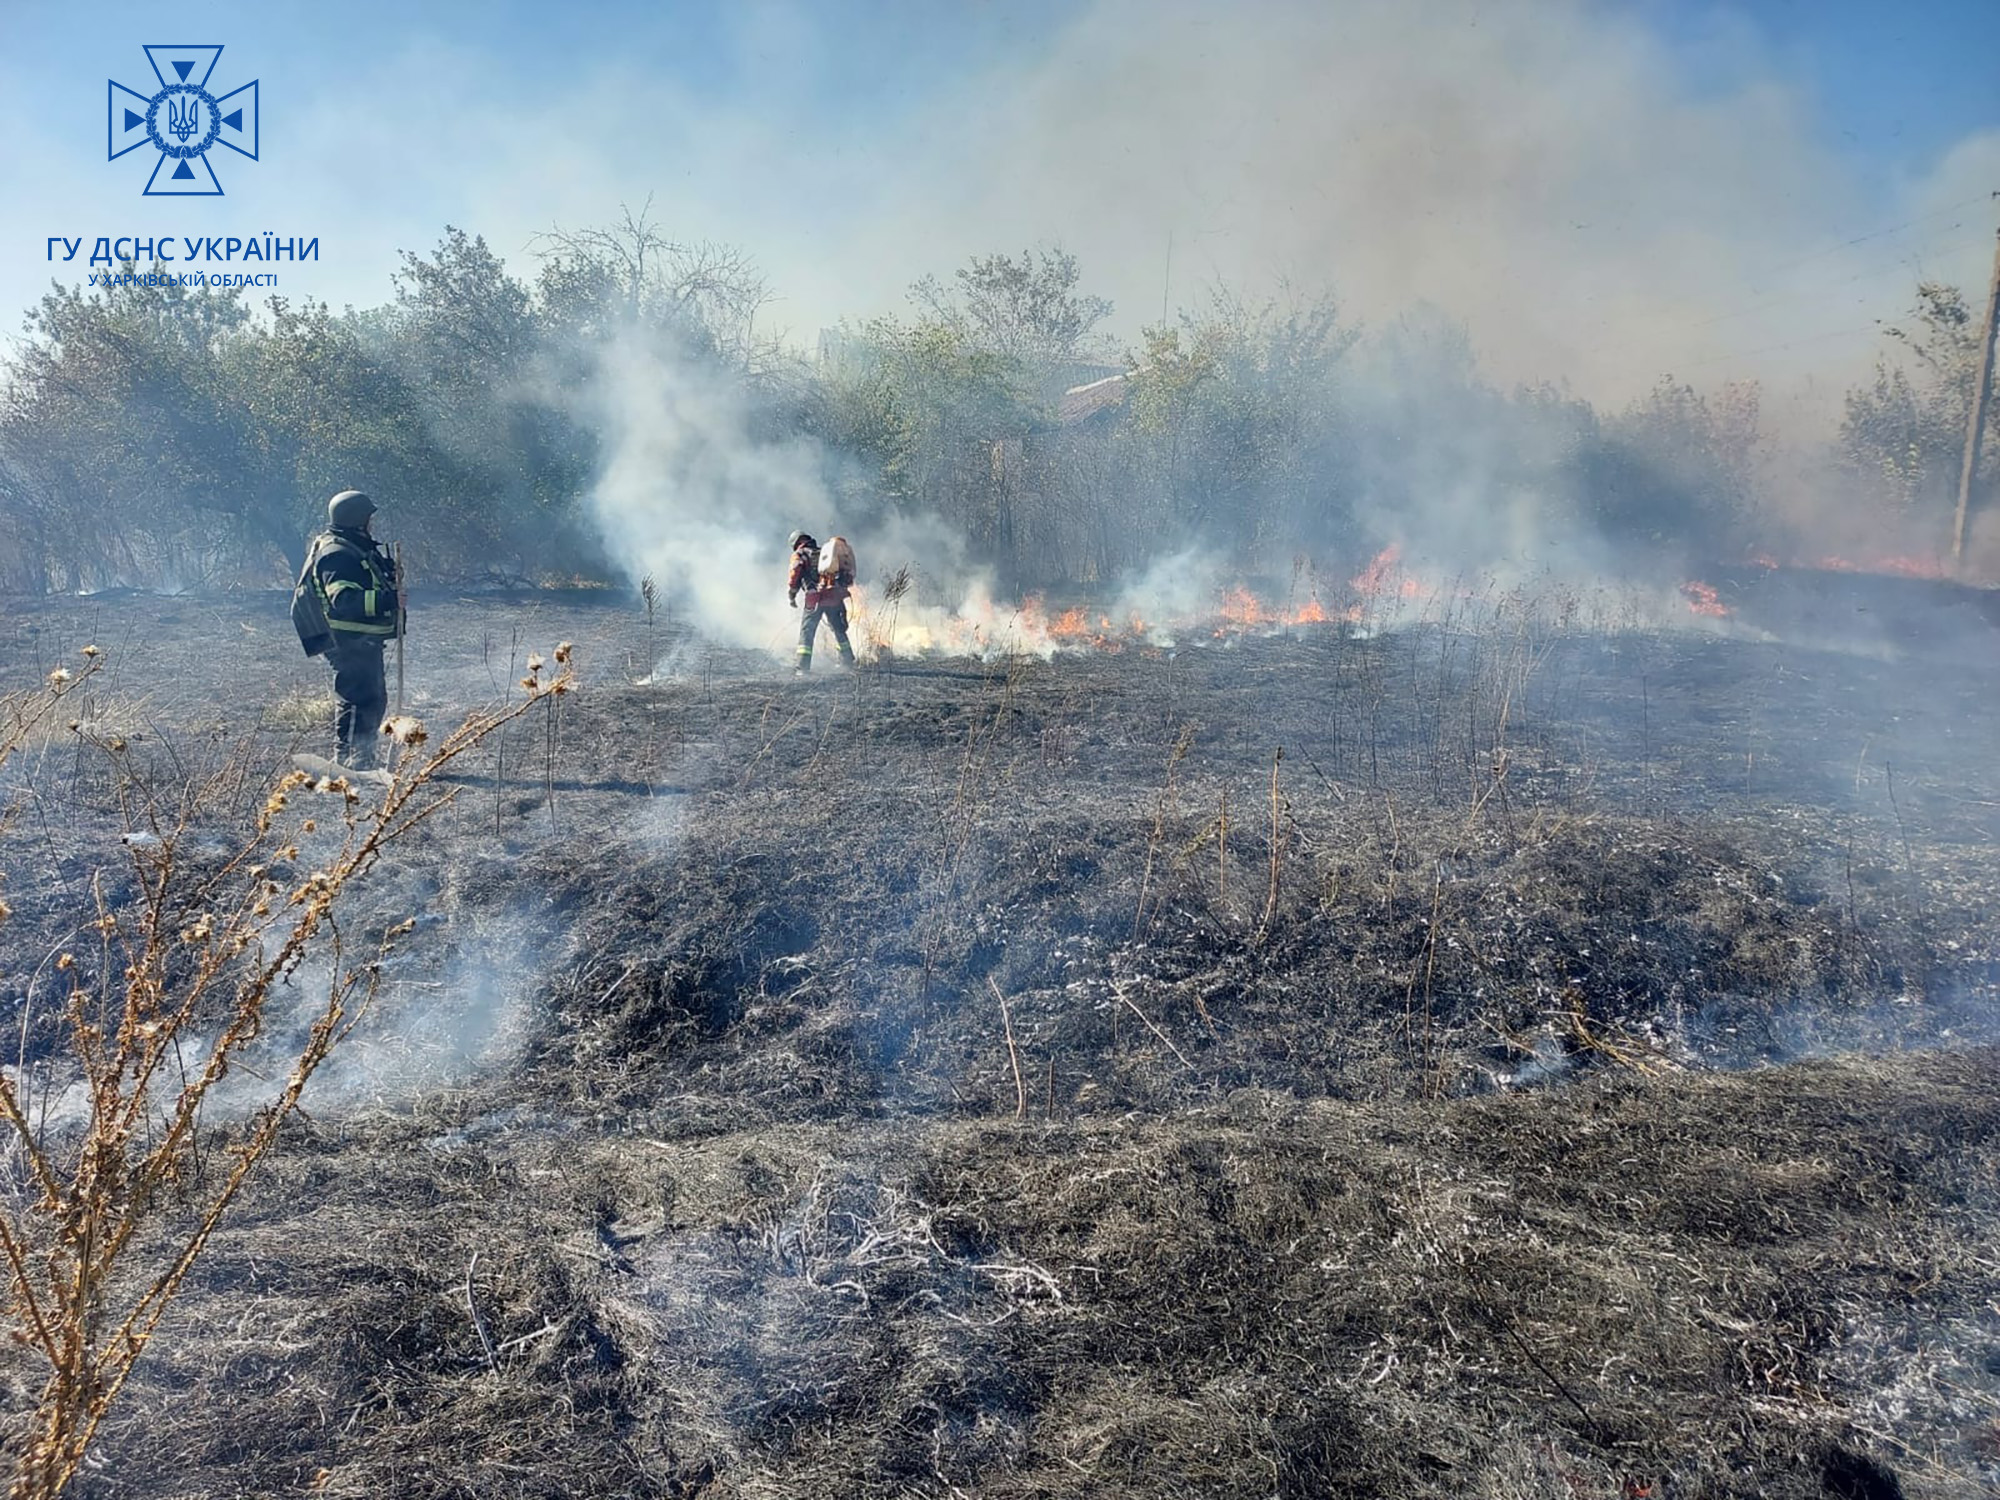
[878, 564, 913, 659]
[0, 658, 109, 917]
[1560, 986, 1666, 1077]
[852, 564, 914, 660]
[0, 649, 577, 1500]
[1404, 864, 1447, 1095]
[1134, 724, 1196, 936]
[1252, 748, 1285, 947]
[1111, 983, 1193, 1071]
[987, 976, 1027, 1122]
[1216, 786, 1229, 913]
[918, 662, 1020, 1002]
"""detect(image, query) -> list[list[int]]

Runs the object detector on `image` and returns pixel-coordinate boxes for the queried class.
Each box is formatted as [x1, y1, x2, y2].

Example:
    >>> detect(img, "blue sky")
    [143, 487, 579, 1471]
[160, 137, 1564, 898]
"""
[1643, 0, 1998, 186]
[0, 0, 1994, 403]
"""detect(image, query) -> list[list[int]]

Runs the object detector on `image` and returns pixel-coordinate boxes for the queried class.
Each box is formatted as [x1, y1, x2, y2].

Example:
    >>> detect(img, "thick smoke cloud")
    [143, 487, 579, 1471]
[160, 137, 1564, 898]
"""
[15, 0, 1989, 414]
[583, 337, 817, 653]
[539, 0, 1998, 608]
[10, 0, 1996, 600]
[770, 0, 1997, 409]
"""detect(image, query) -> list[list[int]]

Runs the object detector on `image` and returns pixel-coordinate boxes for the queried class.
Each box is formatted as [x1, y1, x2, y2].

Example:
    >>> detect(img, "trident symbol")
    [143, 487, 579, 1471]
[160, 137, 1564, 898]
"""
[167, 95, 200, 143]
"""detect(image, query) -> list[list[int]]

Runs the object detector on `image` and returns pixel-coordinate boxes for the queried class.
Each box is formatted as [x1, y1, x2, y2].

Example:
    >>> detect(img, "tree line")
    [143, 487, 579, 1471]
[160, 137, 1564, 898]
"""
[0, 204, 1985, 595]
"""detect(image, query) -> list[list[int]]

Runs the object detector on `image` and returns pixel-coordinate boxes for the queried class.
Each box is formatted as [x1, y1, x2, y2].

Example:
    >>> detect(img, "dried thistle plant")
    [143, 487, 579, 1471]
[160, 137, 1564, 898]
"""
[381, 715, 428, 748]
[0, 648, 579, 1500]
[867, 563, 916, 662]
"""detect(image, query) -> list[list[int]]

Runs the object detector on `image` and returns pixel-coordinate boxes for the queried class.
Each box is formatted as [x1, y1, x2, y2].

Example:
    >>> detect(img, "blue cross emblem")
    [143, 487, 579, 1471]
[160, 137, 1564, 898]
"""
[108, 46, 259, 196]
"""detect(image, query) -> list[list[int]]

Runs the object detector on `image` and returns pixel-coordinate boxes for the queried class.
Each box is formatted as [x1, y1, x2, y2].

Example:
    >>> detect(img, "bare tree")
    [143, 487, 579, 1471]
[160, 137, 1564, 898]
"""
[530, 197, 771, 363]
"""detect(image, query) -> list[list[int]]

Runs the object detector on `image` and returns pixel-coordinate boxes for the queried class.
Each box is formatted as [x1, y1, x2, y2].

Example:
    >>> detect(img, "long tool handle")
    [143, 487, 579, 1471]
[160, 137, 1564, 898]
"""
[394, 541, 406, 717]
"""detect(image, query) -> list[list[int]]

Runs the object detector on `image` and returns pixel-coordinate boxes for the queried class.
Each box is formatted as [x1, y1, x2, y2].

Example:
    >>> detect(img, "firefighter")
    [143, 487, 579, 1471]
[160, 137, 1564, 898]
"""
[292, 490, 403, 768]
[786, 529, 855, 673]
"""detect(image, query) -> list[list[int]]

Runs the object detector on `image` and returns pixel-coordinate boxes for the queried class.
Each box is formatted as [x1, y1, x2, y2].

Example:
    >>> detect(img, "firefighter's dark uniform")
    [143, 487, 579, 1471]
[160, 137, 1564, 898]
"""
[788, 540, 855, 670]
[305, 526, 402, 766]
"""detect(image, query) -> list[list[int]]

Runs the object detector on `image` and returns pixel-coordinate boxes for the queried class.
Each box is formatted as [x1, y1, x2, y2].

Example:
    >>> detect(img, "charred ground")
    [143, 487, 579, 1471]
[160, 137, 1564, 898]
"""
[3, 571, 2000, 1498]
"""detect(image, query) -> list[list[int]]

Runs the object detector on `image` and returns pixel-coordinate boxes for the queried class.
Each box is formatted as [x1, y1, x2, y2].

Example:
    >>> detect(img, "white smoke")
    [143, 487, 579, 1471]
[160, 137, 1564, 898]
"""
[583, 336, 823, 657]
[577, 333, 1081, 666]
[12, 0, 1992, 423]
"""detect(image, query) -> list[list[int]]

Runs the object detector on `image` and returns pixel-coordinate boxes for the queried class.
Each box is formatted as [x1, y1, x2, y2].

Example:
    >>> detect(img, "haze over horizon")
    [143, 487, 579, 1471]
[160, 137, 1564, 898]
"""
[1, 0, 1996, 420]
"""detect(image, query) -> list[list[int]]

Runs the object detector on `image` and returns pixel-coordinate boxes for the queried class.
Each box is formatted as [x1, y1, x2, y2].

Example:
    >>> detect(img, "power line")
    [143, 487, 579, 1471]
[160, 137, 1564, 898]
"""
[1686, 221, 1992, 332]
[1564, 212, 1994, 383]
[1681, 321, 1886, 371]
[1718, 192, 1995, 295]
[1633, 197, 2000, 382]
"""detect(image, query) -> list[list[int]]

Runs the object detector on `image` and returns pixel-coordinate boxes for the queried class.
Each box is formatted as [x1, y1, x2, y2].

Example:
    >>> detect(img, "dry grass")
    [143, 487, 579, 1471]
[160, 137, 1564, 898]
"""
[0, 646, 579, 1499]
[0, 586, 1996, 1496]
[260, 686, 337, 734]
[57, 1049, 1999, 1498]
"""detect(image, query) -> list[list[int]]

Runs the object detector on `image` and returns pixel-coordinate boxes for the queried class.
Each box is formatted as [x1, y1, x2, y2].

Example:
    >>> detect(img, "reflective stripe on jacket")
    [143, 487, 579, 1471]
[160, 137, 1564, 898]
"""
[309, 529, 402, 638]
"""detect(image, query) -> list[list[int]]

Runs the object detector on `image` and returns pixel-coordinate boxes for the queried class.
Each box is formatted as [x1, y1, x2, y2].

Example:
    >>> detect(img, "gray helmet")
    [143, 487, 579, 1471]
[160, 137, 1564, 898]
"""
[328, 490, 376, 529]
[789, 530, 813, 549]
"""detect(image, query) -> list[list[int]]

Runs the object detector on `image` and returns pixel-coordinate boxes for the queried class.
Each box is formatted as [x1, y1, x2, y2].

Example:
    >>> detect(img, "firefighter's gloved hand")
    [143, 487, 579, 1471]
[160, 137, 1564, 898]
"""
[788, 594, 797, 609]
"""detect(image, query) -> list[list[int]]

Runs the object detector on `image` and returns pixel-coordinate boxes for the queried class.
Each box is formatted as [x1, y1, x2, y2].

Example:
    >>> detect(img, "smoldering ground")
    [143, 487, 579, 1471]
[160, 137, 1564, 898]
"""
[4, 6, 2000, 1490]
[4, 576, 2000, 1495]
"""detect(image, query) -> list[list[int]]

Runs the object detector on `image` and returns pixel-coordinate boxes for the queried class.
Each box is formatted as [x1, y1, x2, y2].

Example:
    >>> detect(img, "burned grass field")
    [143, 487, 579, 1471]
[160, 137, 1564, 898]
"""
[4, 573, 2000, 1498]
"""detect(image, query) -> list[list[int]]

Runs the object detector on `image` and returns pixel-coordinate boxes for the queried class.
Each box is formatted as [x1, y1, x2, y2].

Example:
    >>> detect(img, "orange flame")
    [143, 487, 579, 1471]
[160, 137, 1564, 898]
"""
[1744, 551, 1949, 580]
[1679, 580, 1728, 618]
[848, 548, 1459, 661]
[1808, 553, 1945, 580]
[1351, 544, 1403, 594]
[1220, 584, 1267, 626]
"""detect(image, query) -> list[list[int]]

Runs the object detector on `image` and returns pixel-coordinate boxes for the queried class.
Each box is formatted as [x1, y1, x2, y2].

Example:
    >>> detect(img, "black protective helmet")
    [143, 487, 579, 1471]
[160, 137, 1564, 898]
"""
[328, 490, 376, 528]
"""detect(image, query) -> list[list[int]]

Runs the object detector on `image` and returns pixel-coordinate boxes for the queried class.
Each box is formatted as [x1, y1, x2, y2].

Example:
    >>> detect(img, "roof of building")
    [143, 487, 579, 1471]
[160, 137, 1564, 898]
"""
[1057, 370, 1138, 426]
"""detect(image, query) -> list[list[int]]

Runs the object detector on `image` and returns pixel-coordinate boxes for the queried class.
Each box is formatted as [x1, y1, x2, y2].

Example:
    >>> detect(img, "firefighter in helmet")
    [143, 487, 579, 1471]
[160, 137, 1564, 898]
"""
[292, 490, 403, 768]
[786, 529, 856, 673]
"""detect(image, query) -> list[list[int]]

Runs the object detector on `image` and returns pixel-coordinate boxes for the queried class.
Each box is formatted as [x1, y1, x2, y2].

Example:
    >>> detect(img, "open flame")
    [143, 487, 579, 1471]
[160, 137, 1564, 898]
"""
[1806, 554, 1946, 580]
[851, 546, 1432, 659]
[1679, 581, 1728, 618]
[1218, 547, 1421, 634]
[1218, 585, 1270, 633]
[830, 533, 2000, 666]
[843, 544, 1840, 662]
[1750, 551, 1951, 581]
[1351, 543, 1404, 595]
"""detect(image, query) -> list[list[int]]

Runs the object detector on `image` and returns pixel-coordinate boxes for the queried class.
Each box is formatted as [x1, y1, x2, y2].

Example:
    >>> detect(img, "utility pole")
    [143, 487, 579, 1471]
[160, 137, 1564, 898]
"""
[1951, 212, 2000, 566]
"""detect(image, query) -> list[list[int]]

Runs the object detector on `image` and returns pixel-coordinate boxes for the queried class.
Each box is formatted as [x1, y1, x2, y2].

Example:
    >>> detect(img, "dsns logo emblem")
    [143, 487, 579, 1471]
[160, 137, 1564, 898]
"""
[108, 46, 259, 196]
